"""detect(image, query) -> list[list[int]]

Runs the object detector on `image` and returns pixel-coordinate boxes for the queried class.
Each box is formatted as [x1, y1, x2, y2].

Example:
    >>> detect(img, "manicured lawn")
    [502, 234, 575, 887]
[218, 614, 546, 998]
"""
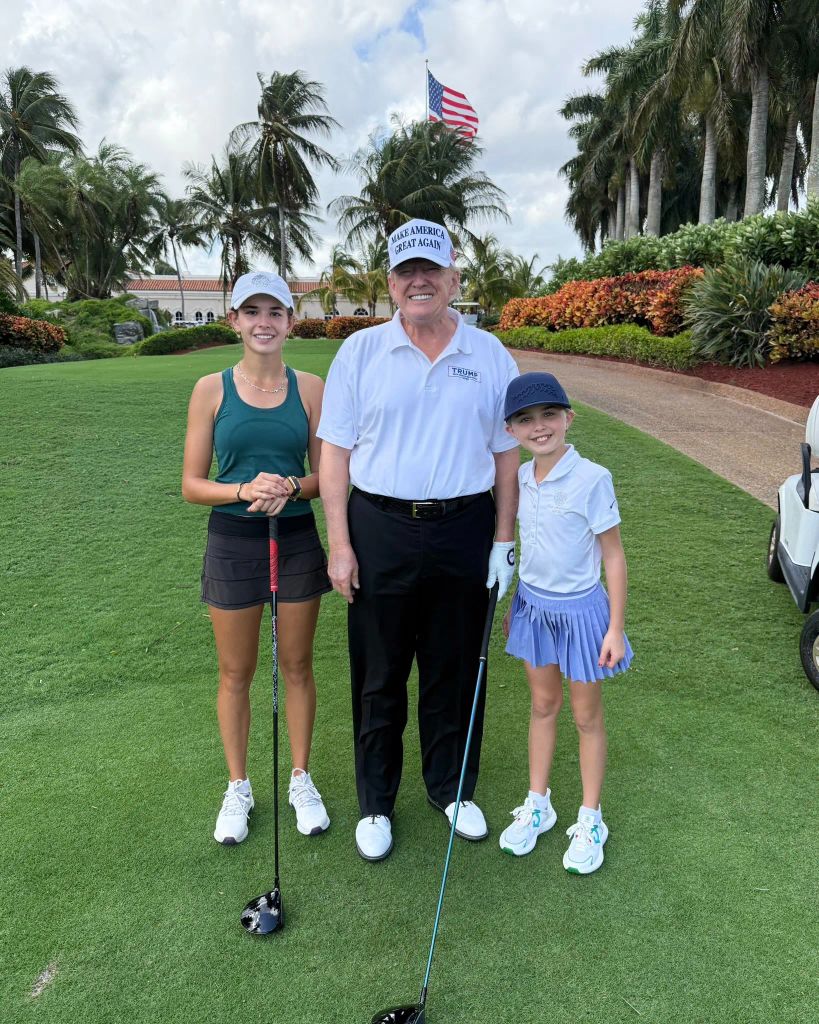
[1, 343, 816, 1023]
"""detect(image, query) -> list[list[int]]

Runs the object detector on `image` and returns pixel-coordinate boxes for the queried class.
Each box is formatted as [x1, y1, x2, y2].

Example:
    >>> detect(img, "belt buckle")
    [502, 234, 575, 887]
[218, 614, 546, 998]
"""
[412, 500, 444, 519]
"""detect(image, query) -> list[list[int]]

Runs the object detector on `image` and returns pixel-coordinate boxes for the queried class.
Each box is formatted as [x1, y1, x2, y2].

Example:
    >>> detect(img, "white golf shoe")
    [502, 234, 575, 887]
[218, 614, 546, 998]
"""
[288, 770, 330, 836]
[214, 778, 254, 845]
[355, 815, 393, 861]
[563, 809, 608, 874]
[499, 794, 557, 856]
[444, 800, 488, 840]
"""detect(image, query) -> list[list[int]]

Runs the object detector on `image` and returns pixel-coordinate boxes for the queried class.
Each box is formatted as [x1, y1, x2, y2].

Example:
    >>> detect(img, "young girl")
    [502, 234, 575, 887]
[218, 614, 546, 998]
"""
[182, 272, 332, 845]
[499, 372, 633, 874]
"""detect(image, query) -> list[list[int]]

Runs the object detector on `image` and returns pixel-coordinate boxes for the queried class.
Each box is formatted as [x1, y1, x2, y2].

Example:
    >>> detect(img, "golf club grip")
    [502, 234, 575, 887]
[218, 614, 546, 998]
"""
[480, 583, 499, 657]
[268, 516, 279, 593]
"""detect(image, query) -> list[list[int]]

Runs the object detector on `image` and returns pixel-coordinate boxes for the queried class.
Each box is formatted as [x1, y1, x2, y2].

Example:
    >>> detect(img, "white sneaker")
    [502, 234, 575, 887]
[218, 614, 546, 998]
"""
[499, 794, 557, 856]
[355, 815, 393, 861]
[288, 770, 330, 836]
[444, 800, 488, 840]
[563, 810, 608, 874]
[214, 779, 254, 845]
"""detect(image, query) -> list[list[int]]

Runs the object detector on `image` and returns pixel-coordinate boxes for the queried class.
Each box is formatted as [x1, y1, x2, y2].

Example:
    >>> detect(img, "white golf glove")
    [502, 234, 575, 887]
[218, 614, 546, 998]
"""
[486, 541, 516, 600]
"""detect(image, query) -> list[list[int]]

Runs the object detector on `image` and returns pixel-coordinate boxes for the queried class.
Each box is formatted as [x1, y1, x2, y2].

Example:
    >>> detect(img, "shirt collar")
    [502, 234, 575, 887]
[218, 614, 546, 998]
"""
[388, 307, 472, 355]
[522, 445, 579, 487]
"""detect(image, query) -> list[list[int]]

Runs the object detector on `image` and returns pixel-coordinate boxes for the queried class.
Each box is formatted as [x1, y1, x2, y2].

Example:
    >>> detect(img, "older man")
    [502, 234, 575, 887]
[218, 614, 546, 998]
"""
[318, 218, 519, 861]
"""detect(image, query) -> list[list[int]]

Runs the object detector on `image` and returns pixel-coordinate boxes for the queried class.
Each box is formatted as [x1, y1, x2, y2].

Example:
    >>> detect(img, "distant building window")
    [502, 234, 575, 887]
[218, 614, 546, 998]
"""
[353, 308, 367, 316]
[195, 311, 203, 323]
[175, 311, 183, 322]
[206, 311, 215, 323]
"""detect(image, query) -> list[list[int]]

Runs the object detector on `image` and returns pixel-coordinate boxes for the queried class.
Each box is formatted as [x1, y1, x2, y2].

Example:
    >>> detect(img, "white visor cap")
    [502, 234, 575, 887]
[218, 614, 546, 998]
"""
[388, 219, 456, 270]
[230, 271, 294, 311]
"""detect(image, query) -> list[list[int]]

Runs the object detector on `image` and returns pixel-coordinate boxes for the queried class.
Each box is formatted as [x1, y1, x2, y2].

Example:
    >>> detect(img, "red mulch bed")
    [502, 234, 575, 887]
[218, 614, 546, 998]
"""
[683, 360, 819, 408]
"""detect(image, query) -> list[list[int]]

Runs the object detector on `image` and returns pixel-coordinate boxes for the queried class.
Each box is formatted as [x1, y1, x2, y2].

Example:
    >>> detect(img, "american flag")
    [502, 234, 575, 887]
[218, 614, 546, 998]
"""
[427, 70, 479, 139]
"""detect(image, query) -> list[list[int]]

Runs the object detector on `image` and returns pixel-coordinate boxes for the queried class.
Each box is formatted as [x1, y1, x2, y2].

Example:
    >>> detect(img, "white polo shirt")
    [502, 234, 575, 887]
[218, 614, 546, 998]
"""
[317, 309, 519, 499]
[518, 446, 621, 593]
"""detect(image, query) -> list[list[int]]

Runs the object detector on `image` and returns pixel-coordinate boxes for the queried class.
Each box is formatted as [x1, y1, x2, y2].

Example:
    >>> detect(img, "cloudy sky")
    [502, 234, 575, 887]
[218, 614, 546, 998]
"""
[2, 0, 640, 278]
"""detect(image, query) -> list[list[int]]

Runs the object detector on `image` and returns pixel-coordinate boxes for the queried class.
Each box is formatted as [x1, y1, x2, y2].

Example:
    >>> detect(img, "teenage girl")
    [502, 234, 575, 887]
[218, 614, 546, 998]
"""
[498, 372, 633, 874]
[182, 272, 332, 845]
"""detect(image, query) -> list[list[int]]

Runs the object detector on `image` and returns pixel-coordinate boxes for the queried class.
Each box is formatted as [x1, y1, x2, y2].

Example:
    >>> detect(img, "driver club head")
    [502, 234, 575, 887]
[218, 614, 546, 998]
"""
[370, 1005, 425, 1024]
[240, 888, 284, 935]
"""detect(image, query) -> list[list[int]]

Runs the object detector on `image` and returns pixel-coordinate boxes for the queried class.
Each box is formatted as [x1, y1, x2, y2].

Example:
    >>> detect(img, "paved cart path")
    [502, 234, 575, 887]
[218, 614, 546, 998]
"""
[509, 350, 810, 510]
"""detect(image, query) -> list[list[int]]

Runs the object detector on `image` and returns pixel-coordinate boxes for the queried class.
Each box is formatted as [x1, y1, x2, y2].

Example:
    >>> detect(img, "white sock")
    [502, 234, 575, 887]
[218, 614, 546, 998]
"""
[580, 804, 601, 823]
[529, 789, 551, 807]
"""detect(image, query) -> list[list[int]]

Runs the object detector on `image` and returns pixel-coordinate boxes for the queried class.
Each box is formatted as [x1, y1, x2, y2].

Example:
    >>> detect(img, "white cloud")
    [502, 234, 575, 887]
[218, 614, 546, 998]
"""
[2, 0, 638, 276]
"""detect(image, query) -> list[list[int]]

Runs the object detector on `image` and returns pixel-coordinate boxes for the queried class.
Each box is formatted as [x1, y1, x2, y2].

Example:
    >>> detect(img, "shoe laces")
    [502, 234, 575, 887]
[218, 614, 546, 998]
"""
[510, 797, 537, 827]
[289, 773, 322, 809]
[566, 815, 597, 848]
[221, 784, 250, 817]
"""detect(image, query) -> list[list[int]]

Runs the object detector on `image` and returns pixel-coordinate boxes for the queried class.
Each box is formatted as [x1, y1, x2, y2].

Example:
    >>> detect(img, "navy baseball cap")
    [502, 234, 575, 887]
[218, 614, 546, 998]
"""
[504, 372, 571, 420]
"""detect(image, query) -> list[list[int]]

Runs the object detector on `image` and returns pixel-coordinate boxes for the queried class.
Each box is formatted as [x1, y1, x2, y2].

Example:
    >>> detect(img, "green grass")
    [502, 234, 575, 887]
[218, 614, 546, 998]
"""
[1, 343, 816, 1023]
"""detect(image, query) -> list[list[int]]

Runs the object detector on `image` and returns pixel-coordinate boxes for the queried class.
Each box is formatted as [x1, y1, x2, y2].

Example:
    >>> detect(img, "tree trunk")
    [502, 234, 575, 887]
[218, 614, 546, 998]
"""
[14, 154, 24, 286]
[33, 232, 42, 299]
[699, 114, 718, 224]
[743, 61, 769, 217]
[624, 170, 632, 237]
[777, 109, 799, 212]
[725, 182, 739, 221]
[171, 236, 185, 320]
[279, 205, 287, 279]
[615, 184, 625, 240]
[645, 150, 664, 236]
[626, 157, 641, 238]
[806, 72, 819, 200]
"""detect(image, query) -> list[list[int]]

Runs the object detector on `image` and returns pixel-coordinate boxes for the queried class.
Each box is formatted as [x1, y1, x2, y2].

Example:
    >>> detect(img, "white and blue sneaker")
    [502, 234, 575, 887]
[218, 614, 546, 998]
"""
[563, 809, 608, 874]
[499, 793, 557, 856]
[214, 778, 254, 845]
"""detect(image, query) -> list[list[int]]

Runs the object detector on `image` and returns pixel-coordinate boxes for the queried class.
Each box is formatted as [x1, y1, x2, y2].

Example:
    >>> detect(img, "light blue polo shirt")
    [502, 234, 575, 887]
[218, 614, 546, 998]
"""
[517, 445, 621, 593]
[317, 310, 519, 499]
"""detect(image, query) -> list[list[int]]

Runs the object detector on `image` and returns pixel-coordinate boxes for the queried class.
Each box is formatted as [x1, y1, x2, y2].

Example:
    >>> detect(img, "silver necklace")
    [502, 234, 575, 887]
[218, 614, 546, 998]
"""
[234, 363, 288, 394]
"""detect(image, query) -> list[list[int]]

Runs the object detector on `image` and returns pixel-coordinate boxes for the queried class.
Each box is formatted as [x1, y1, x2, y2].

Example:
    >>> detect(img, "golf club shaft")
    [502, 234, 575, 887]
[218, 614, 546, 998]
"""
[418, 583, 499, 1007]
[269, 516, 280, 888]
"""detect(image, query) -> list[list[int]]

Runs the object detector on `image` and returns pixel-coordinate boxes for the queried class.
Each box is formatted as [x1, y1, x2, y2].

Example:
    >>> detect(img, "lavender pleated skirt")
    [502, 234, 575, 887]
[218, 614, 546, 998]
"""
[505, 580, 633, 683]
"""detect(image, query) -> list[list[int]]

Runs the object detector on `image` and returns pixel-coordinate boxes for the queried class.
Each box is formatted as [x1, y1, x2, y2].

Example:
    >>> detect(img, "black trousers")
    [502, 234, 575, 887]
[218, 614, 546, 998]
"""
[347, 489, 495, 816]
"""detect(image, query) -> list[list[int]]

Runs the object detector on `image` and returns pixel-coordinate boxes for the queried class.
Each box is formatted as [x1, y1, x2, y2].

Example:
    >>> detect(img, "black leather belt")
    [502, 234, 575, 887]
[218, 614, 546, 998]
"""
[354, 488, 486, 519]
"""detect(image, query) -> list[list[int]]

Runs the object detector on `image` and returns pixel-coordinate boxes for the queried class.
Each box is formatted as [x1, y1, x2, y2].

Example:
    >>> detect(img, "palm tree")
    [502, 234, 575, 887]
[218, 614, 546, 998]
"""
[349, 236, 390, 316]
[147, 197, 205, 321]
[232, 71, 339, 277]
[3, 154, 66, 298]
[459, 234, 513, 317]
[0, 67, 81, 287]
[506, 253, 547, 296]
[330, 118, 508, 250]
[297, 244, 358, 315]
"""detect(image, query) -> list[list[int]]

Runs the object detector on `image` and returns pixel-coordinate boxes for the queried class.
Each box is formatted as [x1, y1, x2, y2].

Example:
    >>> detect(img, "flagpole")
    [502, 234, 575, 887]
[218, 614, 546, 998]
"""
[425, 59, 429, 122]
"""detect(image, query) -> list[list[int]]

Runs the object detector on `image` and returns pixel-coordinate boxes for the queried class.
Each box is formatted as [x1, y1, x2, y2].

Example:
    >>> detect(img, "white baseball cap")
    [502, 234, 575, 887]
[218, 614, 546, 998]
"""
[230, 271, 294, 311]
[387, 219, 456, 270]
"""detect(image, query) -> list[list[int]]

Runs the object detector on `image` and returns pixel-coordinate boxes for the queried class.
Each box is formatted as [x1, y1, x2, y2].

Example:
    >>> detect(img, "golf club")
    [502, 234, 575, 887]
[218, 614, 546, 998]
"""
[370, 583, 499, 1024]
[240, 515, 284, 936]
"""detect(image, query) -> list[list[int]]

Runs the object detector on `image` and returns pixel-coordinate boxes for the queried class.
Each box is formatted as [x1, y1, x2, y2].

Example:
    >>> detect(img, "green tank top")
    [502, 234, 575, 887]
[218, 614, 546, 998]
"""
[213, 365, 311, 518]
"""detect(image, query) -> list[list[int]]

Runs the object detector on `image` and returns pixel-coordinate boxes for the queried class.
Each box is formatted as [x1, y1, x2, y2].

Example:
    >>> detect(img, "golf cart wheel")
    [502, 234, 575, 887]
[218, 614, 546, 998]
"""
[799, 612, 819, 692]
[766, 518, 785, 583]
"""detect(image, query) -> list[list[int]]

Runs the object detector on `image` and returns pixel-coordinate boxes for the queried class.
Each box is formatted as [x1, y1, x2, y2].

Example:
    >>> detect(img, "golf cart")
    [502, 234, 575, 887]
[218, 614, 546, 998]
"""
[766, 394, 819, 691]
[451, 301, 482, 326]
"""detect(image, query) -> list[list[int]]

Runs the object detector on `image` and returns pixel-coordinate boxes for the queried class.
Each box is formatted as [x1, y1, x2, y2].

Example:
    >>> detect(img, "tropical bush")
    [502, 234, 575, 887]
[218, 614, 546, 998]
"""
[682, 260, 809, 368]
[0, 291, 19, 315]
[767, 284, 819, 363]
[18, 297, 155, 358]
[325, 316, 389, 339]
[136, 323, 237, 355]
[290, 318, 326, 339]
[0, 313, 66, 353]
[497, 324, 696, 371]
[0, 345, 84, 369]
[500, 267, 702, 336]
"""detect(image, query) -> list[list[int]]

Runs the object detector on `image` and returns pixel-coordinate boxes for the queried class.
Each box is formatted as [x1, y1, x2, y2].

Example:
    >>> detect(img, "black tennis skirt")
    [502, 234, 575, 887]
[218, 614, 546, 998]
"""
[201, 509, 332, 609]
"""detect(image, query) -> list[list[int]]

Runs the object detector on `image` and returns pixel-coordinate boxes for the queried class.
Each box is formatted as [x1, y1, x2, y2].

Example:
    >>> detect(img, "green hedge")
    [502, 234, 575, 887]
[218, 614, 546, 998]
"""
[497, 324, 697, 371]
[0, 345, 84, 369]
[135, 323, 237, 355]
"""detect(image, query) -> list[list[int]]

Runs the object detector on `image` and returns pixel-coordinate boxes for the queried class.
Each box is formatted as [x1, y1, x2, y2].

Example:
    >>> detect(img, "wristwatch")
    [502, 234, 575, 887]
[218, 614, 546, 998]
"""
[287, 475, 302, 501]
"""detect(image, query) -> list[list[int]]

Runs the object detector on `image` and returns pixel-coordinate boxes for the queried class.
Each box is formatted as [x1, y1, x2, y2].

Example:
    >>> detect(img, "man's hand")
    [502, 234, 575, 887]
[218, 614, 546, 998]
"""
[486, 541, 516, 600]
[328, 543, 360, 604]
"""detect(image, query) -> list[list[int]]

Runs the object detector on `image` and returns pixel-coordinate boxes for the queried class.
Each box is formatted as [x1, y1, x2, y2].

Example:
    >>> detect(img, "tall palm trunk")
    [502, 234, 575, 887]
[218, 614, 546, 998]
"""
[807, 73, 819, 200]
[624, 169, 632, 236]
[626, 157, 640, 238]
[33, 232, 42, 299]
[645, 150, 664, 237]
[776, 109, 799, 212]
[279, 204, 287, 280]
[13, 153, 24, 285]
[725, 182, 739, 221]
[743, 62, 769, 217]
[699, 114, 718, 224]
[615, 184, 625, 240]
[170, 235, 185, 320]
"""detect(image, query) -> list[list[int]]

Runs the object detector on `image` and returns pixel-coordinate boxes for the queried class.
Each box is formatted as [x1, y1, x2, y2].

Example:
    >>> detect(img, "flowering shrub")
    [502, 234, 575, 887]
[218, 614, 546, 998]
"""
[290, 318, 326, 339]
[0, 313, 66, 353]
[325, 316, 389, 339]
[499, 268, 702, 336]
[768, 283, 819, 362]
